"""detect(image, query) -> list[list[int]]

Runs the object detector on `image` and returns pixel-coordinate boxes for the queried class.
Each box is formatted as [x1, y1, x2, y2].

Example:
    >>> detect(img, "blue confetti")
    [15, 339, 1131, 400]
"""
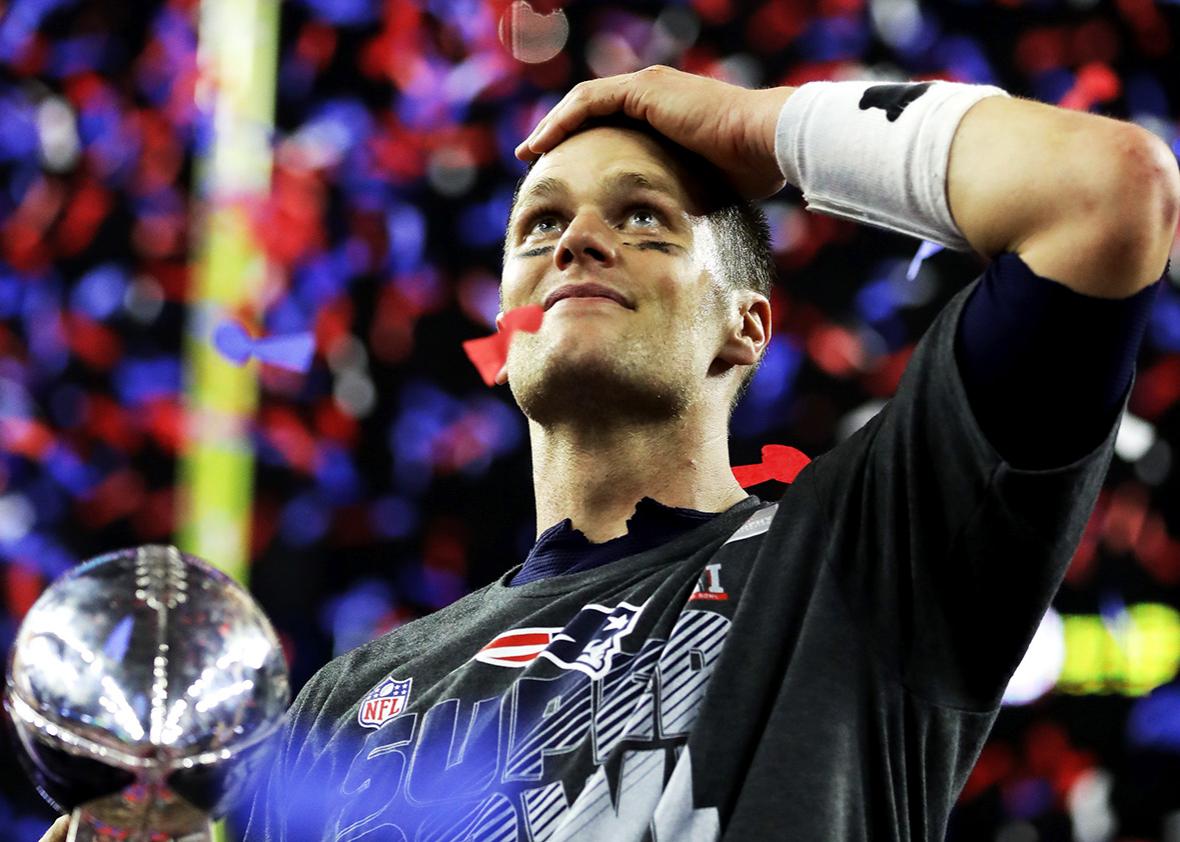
[314, 442, 363, 501]
[1127, 684, 1180, 750]
[70, 263, 127, 320]
[1125, 72, 1170, 117]
[213, 319, 316, 373]
[731, 338, 804, 438]
[906, 241, 943, 281]
[1148, 288, 1180, 351]
[279, 492, 332, 547]
[0, 94, 40, 164]
[319, 579, 394, 656]
[295, 0, 378, 27]
[113, 357, 181, 405]
[856, 275, 900, 322]
[386, 202, 428, 274]
[459, 189, 513, 248]
[44, 443, 99, 494]
[369, 495, 420, 540]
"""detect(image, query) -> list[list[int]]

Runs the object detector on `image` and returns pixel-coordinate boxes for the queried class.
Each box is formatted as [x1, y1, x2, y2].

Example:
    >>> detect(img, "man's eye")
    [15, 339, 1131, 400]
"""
[524, 210, 563, 236]
[626, 207, 661, 228]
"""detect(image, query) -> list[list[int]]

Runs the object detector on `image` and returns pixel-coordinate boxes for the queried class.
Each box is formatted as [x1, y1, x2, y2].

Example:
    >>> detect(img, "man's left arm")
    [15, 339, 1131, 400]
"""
[518, 66, 1178, 293]
[945, 94, 1179, 297]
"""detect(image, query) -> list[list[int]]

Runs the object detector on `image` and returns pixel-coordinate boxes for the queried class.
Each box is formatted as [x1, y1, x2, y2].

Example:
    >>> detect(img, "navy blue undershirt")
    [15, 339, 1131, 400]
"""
[509, 252, 1165, 587]
[510, 496, 722, 585]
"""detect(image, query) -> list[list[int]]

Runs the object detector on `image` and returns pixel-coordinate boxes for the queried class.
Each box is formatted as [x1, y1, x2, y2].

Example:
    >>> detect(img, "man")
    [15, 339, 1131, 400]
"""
[42, 66, 1179, 842]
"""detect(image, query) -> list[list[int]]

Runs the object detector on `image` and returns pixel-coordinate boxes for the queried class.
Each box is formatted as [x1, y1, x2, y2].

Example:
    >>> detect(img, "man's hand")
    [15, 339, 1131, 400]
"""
[514, 65, 794, 201]
[39, 815, 69, 842]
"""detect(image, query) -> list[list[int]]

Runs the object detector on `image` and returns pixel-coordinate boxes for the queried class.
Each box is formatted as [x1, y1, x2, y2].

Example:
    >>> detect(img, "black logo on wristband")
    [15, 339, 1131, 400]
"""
[859, 83, 933, 122]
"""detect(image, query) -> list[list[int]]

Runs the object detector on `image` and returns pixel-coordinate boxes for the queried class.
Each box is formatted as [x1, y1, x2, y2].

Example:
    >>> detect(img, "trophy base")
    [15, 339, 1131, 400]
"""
[66, 782, 213, 842]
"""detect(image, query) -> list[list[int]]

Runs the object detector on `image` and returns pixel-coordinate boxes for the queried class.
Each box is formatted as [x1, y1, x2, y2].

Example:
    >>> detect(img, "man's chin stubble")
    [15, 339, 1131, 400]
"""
[510, 356, 691, 431]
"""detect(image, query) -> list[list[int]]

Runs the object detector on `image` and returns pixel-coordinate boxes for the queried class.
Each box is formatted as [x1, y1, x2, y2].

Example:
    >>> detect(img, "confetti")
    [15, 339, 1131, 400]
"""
[906, 240, 943, 281]
[731, 444, 811, 488]
[212, 319, 316, 373]
[461, 304, 543, 387]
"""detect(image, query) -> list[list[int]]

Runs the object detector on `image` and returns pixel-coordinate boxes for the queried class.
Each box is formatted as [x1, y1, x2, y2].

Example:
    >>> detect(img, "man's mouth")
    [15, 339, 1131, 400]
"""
[549, 296, 623, 308]
[543, 282, 633, 311]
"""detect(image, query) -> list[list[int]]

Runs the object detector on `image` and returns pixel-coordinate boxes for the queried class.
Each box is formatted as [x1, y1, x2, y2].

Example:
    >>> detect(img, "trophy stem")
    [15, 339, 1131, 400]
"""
[66, 809, 215, 842]
[66, 782, 215, 841]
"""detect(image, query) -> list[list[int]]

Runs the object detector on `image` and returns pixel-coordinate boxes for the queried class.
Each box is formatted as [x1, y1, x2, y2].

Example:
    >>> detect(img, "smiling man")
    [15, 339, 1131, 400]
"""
[212, 67, 1179, 842]
[494, 121, 771, 544]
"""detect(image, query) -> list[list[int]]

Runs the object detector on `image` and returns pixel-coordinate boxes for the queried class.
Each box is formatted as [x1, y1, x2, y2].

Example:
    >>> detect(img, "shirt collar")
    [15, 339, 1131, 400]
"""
[533, 496, 726, 552]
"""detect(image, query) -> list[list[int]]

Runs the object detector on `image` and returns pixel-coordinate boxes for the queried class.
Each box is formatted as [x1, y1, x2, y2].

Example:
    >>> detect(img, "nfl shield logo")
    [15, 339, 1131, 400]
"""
[357, 675, 413, 729]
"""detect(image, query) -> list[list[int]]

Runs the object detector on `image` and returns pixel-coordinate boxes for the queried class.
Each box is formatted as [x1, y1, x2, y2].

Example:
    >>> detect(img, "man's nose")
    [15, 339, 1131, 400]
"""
[555, 212, 617, 270]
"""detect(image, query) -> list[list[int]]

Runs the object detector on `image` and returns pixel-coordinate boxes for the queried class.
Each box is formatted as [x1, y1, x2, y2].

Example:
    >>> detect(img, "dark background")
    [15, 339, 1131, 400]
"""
[0, 0, 1179, 837]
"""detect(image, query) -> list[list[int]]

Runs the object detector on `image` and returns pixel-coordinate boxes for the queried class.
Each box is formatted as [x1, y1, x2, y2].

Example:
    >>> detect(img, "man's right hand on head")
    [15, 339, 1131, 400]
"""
[38, 815, 70, 842]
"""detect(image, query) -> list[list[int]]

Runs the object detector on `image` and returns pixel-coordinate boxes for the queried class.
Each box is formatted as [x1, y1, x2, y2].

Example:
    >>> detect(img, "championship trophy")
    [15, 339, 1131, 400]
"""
[4, 545, 290, 841]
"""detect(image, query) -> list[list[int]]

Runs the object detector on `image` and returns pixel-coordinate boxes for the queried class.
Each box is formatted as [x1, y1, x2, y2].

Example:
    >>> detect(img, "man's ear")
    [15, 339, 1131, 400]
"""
[717, 291, 771, 367]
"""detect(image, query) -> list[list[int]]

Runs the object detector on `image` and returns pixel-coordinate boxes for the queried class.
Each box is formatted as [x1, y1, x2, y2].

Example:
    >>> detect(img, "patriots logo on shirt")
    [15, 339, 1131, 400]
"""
[357, 674, 413, 729]
[474, 627, 561, 668]
[473, 600, 647, 680]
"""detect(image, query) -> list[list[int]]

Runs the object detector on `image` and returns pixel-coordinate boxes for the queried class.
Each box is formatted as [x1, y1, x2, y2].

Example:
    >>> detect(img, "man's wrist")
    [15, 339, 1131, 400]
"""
[755, 87, 797, 174]
[770, 79, 1009, 251]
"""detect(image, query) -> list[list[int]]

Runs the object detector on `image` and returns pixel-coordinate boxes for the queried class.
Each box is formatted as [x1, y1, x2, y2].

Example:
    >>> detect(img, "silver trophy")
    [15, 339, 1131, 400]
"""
[4, 545, 290, 841]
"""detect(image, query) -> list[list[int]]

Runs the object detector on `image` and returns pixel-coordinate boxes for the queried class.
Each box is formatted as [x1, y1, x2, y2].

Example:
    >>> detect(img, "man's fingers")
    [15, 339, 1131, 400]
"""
[39, 815, 70, 842]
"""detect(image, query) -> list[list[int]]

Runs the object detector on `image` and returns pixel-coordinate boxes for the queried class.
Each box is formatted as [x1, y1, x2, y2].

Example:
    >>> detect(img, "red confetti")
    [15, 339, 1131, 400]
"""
[462, 305, 543, 387]
[1058, 62, 1121, 111]
[296, 21, 338, 69]
[84, 395, 142, 452]
[251, 498, 281, 557]
[315, 398, 360, 447]
[261, 406, 320, 473]
[143, 398, 183, 453]
[64, 314, 123, 371]
[77, 468, 146, 529]
[960, 742, 1017, 803]
[1015, 28, 1068, 76]
[131, 487, 175, 542]
[5, 564, 43, 620]
[746, 0, 808, 55]
[0, 418, 55, 460]
[56, 178, 112, 256]
[732, 444, 812, 488]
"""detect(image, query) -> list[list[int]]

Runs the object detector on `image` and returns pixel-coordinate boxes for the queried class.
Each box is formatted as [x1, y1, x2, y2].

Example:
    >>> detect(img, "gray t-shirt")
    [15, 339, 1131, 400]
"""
[243, 276, 1119, 841]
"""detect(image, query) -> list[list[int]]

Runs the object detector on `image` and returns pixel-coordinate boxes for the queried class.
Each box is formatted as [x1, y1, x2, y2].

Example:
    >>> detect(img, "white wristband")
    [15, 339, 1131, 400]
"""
[774, 80, 1010, 252]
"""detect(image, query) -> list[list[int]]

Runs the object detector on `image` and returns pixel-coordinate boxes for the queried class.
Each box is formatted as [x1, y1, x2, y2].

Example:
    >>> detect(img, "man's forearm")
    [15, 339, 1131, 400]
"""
[946, 94, 1179, 297]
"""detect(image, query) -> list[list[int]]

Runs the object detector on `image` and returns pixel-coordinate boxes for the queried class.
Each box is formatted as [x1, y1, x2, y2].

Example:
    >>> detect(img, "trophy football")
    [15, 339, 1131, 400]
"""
[4, 545, 291, 842]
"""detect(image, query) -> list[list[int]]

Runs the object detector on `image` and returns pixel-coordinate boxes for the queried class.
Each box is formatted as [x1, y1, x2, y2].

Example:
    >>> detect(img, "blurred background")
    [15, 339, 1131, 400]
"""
[0, 0, 1178, 838]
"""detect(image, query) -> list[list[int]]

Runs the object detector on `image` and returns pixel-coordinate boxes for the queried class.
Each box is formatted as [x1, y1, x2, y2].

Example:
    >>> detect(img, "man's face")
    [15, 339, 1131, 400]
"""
[498, 127, 734, 428]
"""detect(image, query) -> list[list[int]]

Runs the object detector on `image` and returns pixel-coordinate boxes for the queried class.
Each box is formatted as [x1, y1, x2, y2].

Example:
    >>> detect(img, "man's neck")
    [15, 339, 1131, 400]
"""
[528, 413, 749, 544]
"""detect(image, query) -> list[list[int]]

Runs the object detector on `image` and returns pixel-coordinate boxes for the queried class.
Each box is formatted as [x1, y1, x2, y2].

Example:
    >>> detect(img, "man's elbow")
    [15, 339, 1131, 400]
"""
[1021, 128, 1176, 299]
[1096, 127, 1179, 292]
[1120, 126, 1180, 230]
